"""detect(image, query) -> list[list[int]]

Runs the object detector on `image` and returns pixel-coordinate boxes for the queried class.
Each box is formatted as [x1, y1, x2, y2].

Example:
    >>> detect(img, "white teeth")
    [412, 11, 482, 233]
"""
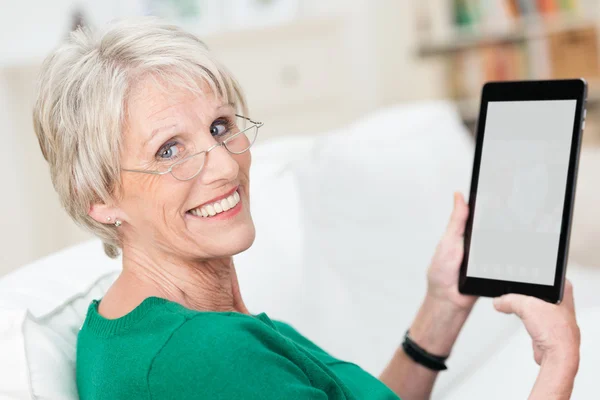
[221, 198, 231, 211]
[206, 204, 216, 216]
[190, 190, 241, 218]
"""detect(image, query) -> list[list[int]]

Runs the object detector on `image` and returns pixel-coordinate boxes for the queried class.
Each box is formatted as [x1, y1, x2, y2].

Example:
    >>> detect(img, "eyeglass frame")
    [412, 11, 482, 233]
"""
[121, 114, 263, 181]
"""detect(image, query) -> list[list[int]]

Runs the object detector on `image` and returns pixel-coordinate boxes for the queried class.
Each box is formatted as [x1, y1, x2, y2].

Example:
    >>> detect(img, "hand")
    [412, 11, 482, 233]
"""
[493, 280, 580, 370]
[427, 192, 477, 312]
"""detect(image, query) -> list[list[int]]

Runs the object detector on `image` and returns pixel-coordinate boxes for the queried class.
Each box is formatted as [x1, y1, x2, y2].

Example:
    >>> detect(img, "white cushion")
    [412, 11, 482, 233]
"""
[279, 101, 520, 397]
[0, 241, 120, 399]
[0, 309, 30, 400]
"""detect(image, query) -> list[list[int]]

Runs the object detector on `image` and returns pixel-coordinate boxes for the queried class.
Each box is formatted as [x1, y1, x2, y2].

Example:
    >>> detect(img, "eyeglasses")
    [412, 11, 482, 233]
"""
[122, 114, 263, 181]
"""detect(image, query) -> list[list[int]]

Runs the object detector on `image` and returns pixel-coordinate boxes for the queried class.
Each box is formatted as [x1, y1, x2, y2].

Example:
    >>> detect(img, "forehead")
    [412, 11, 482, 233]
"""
[126, 75, 222, 127]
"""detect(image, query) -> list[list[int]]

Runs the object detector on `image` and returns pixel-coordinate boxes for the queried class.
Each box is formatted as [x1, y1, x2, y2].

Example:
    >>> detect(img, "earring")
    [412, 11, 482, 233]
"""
[106, 217, 112, 222]
[114, 220, 122, 227]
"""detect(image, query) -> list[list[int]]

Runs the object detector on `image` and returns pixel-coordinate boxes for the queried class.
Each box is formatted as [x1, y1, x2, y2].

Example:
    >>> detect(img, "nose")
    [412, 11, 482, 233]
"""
[200, 144, 239, 184]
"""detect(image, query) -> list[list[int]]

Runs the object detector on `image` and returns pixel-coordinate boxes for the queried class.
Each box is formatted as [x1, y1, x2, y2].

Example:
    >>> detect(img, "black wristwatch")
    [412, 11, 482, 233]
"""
[401, 330, 449, 371]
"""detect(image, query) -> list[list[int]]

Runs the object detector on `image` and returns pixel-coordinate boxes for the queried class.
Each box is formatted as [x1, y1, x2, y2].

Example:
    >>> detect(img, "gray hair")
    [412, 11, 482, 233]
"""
[33, 17, 246, 258]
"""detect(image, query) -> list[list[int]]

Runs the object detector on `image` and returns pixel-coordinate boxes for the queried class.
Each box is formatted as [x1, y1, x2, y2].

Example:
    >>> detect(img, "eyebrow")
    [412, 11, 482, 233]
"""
[143, 124, 181, 150]
[142, 102, 236, 150]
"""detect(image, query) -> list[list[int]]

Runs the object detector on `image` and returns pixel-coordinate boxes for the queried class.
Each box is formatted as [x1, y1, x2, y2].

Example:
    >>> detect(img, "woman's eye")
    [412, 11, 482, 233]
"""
[210, 121, 229, 137]
[157, 143, 180, 160]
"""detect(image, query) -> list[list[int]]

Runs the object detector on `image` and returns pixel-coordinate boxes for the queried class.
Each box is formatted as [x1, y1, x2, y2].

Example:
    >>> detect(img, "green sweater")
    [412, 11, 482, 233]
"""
[77, 297, 400, 399]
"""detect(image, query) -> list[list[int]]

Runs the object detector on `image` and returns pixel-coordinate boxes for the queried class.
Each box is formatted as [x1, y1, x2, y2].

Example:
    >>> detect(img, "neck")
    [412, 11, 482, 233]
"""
[115, 243, 249, 315]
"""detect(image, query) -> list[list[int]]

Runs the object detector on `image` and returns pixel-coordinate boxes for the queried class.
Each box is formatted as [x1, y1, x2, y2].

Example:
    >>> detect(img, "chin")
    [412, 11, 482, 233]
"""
[229, 224, 256, 256]
[202, 222, 256, 258]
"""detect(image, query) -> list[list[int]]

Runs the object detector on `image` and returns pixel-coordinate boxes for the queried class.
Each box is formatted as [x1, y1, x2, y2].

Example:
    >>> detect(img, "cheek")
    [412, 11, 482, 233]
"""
[236, 151, 251, 177]
[122, 175, 186, 223]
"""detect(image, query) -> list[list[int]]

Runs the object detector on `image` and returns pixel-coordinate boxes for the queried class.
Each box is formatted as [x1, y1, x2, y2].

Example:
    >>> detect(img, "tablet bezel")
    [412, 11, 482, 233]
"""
[458, 79, 587, 304]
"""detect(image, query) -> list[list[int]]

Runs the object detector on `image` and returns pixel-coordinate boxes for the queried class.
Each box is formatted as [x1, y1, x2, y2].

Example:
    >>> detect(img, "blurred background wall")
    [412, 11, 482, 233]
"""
[1, 0, 599, 276]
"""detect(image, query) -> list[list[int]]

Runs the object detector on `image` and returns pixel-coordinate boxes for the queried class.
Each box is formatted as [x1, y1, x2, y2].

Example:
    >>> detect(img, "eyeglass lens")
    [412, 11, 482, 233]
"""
[171, 124, 259, 180]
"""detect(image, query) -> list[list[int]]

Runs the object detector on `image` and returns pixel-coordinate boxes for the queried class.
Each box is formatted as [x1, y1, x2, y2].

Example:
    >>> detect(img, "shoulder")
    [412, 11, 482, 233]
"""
[271, 320, 331, 356]
[153, 310, 278, 348]
[148, 313, 326, 399]
[148, 312, 288, 369]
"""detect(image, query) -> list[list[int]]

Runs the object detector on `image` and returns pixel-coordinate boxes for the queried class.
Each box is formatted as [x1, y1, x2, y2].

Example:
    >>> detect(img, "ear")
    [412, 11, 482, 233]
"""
[88, 203, 127, 225]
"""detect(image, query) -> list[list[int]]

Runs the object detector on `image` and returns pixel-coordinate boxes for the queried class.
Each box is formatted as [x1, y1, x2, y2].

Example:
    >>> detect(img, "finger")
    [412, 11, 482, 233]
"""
[446, 192, 469, 237]
[493, 294, 529, 318]
[562, 279, 576, 314]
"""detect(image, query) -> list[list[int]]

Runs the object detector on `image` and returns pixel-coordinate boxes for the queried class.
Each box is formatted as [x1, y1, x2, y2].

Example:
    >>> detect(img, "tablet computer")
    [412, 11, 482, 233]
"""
[458, 79, 587, 303]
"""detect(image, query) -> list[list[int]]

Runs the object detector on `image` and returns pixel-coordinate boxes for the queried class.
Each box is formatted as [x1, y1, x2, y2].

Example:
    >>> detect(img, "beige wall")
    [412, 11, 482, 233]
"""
[372, 0, 447, 106]
[0, 67, 92, 275]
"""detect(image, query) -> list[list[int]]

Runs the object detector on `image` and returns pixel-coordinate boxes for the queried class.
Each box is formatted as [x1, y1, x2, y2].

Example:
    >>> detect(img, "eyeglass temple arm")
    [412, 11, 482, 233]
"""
[235, 114, 263, 127]
[121, 168, 171, 175]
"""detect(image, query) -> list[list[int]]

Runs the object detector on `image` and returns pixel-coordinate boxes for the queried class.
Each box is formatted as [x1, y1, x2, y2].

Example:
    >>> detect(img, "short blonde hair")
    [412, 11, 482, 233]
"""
[33, 17, 246, 258]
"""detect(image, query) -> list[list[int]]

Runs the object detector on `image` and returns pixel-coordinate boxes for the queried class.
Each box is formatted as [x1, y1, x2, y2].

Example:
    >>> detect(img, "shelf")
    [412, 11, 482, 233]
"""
[418, 13, 599, 57]
[457, 80, 600, 124]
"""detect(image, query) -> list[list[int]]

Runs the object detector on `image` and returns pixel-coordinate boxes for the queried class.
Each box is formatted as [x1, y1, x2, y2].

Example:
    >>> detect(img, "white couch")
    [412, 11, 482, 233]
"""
[1, 102, 599, 399]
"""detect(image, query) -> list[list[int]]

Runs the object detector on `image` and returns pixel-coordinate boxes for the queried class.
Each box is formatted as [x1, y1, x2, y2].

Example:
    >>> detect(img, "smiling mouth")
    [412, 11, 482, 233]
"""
[187, 188, 241, 218]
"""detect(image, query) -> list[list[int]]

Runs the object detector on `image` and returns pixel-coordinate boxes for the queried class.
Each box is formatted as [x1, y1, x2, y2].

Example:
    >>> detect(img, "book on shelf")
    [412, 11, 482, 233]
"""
[443, 0, 599, 101]
[449, 30, 599, 99]
[452, 0, 584, 27]
[548, 27, 599, 79]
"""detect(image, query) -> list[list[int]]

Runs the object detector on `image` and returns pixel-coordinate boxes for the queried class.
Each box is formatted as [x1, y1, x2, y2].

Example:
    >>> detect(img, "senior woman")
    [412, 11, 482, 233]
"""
[33, 18, 579, 400]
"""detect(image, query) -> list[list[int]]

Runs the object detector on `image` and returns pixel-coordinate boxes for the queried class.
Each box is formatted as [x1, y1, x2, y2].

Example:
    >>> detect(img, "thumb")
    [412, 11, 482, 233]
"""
[493, 294, 528, 318]
[446, 192, 469, 237]
[562, 279, 576, 315]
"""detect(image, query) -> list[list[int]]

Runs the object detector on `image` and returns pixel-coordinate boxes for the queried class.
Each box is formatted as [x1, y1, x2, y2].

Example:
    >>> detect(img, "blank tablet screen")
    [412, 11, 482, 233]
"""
[467, 100, 577, 285]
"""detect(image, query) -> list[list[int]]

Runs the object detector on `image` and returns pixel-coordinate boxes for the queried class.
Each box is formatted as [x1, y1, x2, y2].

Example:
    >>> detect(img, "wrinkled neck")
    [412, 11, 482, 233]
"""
[118, 243, 249, 314]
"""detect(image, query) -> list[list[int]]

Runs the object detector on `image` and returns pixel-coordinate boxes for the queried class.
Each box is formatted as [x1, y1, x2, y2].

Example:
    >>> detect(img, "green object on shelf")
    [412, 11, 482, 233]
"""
[454, 0, 480, 27]
[454, 0, 471, 26]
